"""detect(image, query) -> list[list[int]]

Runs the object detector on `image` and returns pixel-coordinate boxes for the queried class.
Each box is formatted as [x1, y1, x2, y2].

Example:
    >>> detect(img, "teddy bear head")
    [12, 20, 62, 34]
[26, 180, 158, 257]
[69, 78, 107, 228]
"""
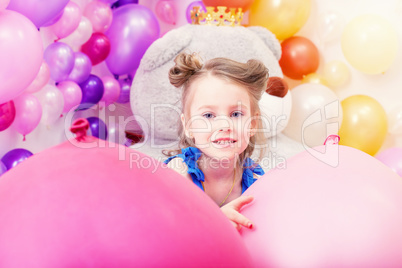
[130, 24, 291, 146]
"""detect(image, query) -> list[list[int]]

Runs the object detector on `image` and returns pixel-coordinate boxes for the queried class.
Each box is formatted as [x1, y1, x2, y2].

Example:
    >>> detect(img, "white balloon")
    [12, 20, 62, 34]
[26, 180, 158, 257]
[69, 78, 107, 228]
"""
[259, 91, 292, 138]
[387, 105, 402, 135]
[34, 84, 65, 126]
[283, 83, 343, 148]
[316, 10, 344, 47]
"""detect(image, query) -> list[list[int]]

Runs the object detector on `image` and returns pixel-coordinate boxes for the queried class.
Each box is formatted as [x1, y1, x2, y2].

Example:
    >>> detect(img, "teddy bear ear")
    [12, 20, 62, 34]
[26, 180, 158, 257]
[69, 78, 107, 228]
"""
[247, 26, 282, 61]
[140, 26, 193, 72]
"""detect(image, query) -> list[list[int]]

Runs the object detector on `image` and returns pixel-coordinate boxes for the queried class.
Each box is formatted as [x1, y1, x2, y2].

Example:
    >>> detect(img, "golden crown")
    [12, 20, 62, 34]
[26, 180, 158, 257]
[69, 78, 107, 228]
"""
[190, 6, 244, 26]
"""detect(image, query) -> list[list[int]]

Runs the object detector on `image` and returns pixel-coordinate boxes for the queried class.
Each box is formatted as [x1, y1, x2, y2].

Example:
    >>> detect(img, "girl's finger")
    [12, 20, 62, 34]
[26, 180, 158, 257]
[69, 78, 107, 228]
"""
[231, 195, 254, 210]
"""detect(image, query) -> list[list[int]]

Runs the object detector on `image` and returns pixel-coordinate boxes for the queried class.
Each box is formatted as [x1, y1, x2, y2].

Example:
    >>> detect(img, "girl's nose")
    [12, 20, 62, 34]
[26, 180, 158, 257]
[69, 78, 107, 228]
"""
[219, 126, 231, 132]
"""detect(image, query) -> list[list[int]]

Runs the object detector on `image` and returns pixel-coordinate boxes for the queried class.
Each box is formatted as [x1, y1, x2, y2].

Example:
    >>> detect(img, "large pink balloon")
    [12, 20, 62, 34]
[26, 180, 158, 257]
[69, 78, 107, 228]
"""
[12, 94, 42, 139]
[0, 121, 253, 267]
[100, 76, 120, 107]
[6, 0, 69, 27]
[240, 144, 402, 267]
[105, 4, 160, 75]
[48, 1, 81, 39]
[24, 61, 51, 94]
[0, 10, 43, 103]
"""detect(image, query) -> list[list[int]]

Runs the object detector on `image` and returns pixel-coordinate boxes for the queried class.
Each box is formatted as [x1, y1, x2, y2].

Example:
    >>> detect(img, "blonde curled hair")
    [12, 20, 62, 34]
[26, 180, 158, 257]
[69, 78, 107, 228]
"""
[164, 52, 269, 166]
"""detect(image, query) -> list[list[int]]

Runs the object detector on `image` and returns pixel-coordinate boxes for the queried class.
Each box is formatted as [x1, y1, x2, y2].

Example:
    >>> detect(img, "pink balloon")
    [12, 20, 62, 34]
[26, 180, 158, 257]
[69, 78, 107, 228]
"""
[155, 0, 177, 25]
[57, 81, 82, 113]
[59, 16, 93, 49]
[100, 76, 120, 107]
[48, 1, 81, 39]
[241, 145, 402, 267]
[0, 0, 10, 10]
[6, 0, 69, 28]
[66, 52, 92, 84]
[83, 0, 113, 33]
[376, 147, 402, 177]
[34, 85, 65, 125]
[0, 10, 43, 103]
[25, 61, 51, 94]
[0, 100, 15, 131]
[81, 32, 111, 65]
[12, 94, 42, 139]
[0, 125, 253, 267]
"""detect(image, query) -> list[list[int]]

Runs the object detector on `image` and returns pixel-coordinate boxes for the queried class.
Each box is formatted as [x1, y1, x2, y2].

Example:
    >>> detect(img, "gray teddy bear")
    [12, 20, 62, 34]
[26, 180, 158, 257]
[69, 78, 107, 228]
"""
[129, 24, 304, 170]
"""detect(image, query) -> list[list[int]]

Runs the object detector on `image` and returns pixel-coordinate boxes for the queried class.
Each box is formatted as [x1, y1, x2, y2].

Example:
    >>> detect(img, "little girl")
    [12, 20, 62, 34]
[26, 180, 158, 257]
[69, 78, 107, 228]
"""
[164, 52, 268, 230]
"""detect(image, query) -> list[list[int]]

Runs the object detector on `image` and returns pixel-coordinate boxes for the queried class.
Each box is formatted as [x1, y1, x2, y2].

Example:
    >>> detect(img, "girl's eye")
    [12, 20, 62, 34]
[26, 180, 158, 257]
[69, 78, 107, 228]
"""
[202, 113, 215, 119]
[231, 111, 243, 118]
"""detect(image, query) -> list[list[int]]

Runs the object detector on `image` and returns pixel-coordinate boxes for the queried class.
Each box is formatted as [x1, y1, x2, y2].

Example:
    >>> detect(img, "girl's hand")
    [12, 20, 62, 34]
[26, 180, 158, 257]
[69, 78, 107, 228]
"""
[220, 195, 254, 231]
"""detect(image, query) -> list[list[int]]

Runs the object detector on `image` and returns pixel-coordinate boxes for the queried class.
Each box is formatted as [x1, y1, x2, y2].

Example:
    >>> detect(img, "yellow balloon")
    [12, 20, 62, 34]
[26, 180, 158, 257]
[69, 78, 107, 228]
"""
[323, 60, 350, 88]
[341, 14, 398, 74]
[249, 0, 311, 40]
[301, 73, 328, 86]
[339, 95, 388, 156]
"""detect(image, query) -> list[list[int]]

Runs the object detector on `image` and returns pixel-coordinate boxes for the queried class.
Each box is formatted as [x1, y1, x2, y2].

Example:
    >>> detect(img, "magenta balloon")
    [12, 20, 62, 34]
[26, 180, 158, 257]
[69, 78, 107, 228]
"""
[0, 132, 253, 266]
[48, 1, 81, 39]
[66, 52, 92, 84]
[100, 76, 120, 106]
[0, 10, 43, 103]
[44, 42, 75, 82]
[57, 81, 82, 113]
[376, 147, 402, 177]
[105, 4, 160, 75]
[241, 145, 402, 267]
[186, 1, 206, 23]
[6, 0, 69, 27]
[25, 61, 51, 93]
[13, 94, 42, 138]
[0, 100, 15, 131]
[81, 32, 111, 66]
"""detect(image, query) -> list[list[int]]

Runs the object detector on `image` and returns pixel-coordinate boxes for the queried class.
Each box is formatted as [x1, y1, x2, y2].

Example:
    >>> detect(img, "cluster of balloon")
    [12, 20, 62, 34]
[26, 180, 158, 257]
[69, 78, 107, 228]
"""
[240, 143, 402, 267]
[0, 118, 253, 267]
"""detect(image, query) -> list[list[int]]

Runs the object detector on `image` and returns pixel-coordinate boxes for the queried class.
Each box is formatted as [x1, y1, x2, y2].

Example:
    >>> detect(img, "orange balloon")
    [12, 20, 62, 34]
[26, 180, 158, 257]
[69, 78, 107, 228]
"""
[202, 0, 255, 11]
[279, 36, 319, 80]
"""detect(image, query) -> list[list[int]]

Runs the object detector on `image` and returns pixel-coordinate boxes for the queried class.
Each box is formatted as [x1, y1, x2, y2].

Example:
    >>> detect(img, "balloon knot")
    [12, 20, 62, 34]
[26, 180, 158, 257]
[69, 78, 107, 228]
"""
[70, 118, 89, 141]
[23, 135, 26, 142]
[324, 135, 340, 145]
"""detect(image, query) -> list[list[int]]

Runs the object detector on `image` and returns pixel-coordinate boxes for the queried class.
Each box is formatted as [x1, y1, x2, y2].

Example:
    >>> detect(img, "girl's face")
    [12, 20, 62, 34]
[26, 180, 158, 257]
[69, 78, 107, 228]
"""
[182, 75, 256, 161]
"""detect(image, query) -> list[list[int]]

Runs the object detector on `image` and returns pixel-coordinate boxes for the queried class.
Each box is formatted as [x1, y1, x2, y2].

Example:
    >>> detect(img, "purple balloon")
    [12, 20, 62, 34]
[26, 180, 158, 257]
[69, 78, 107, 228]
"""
[105, 4, 160, 75]
[186, 1, 206, 23]
[78, 74, 104, 110]
[86, 117, 108, 140]
[376, 147, 402, 177]
[116, 77, 132, 103]
[0, 161, 6, 176]
[7, 0, 69, 28]
[0, 100, 16, 132]
[111, 0, 139, 9]
[1, 148, 33, 171]
[44, 42, 75, 82]
[66, 52, 92, 84]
